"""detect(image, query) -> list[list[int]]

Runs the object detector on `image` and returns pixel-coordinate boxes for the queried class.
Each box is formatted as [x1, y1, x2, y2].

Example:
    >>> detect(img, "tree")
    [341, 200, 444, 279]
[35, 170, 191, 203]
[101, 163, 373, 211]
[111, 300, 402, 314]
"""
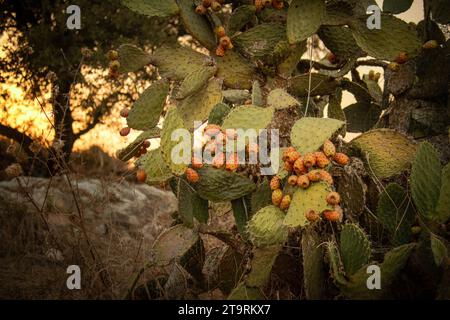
[0, 0, 178, 175]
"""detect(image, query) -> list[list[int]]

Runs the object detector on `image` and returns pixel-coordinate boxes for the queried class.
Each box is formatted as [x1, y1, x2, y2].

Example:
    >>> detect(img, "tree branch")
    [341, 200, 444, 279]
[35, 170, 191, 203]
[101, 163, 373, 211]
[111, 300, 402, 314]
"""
[0, 123, 35, 157]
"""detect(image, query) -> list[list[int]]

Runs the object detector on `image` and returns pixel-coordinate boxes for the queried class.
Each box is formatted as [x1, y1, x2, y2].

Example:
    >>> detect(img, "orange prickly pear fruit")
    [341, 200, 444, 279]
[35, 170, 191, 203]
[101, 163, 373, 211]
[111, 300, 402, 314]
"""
[319, 170, 333, 185]
[423, 40, 439, 50]
[307, 169, 322, 182]
[284, 161, 293, 173]
[143, 140, 151, 149]
[219, 36, 233, 50]
[120, 108, 129, 118]
[120, 127, 131, 137]
[136, 169, 147, 183]
[270, 176, 281, 190]
[211, 1, 222, 11]
[272, 0, 284, 9]
[192, 156, 204, 170]
[215, 26, 226, 38]
[394, 52, 409, 64]
[195, 4, 207, 14]
[326, 192, 341, 205]
[215, 45, 226, 57]
[280, 194, 291, 210]
[306, 209, 320, 222]
[293, 157, 306, 175]
[272, 189, 283, 206]
[388, 62, 400, 72]
[202, 0, 213, 8]
[186, 168, 200, 183]
[303, 153, 316, 168]
[326, 52, 337, 64]
[322, 139, 336, 157]
[323, 210, 341, 222]
[297, 174, 310, 189]
[314, 152, 330, 169]
[282, 147, 296, 161]
[333, 152, 350, 166]
[285, 149, 301, 163]
[288, 175, 298, 186]
[226, 153, 239, 172]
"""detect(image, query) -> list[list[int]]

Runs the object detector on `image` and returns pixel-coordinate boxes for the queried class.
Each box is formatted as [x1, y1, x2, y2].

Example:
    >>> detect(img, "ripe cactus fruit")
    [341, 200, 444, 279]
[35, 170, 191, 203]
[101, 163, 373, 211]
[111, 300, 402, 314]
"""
[272, 0, 284, 9]
[186, 168, 200, 183]
[374, 72, 381, 82]
[226, 153, 239, 172]
[216, 45, 226, 57]
[109, 60, 120, 71]
[323, 210, 341, 222]
[297, 174, 310, 189]
[307, 169, 322, 182]
[280, 195, 291, 210]
[136, 169, 147, 183]
[319, 170, 333, 185]
[284, 161, 294, 173]
[303, 153, 316, 168]
[326, 52, 337, 64]
[305, 209, 320, 222]
[322, 139, 336, 157]
[388, 62, 400, 72]
[202, 0, 213, 8]
[212, 152, 226, 168]
[262, 0, 272, 6]
[219, 36, 233, 50]
[422, 40, 439, 50]
[326, 192, 341, 205]
[270, 176, 281, 190]
[204, 124, 222, 137]
[285, 149, 301, 163]
[211, 1, 222, 11]
[215, 26, 226, 38]
[192, 156, 204, 169]
[120, 127, 131, 137]
[107, 50, 119, 61]
[294, 157, 307, 175]
[272, 189, 283, 206]
[282, 147, 296, 161]
[120, 108, 129, 118]
[195, 4, 207, 15]
[143, 140, 151, 149]
[254, 0, 264, 11]
[394, 52, 409, 64]
[288, 175, 298, 186]
[333, 152, 350, 166]
[315, 152, 330, 169]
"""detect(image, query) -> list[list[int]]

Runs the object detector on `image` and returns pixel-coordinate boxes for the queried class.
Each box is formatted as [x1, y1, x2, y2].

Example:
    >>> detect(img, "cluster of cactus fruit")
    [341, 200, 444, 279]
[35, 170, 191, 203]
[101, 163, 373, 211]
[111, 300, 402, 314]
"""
[113, 0, 449, 300]
[269, 139, 349, 223]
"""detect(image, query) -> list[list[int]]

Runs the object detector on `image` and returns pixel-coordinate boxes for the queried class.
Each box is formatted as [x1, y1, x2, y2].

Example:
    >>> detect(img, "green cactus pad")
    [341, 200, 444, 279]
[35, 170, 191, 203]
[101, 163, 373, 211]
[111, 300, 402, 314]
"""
[176, 66, 217, 99]
[178, 78, 223, 129]
[277, 42, 307, 77]
[341, 79, 372, 103]
[177, 178, 209, 225]
[222, 106, 275, 131]
[250, 180, 272, 215]
[247, 205, 288, 247]
[161, 106, 190, 175]
[349, 14, 421, 61]
[227, 283, 263, 300]
[431, 234, 448, 267]
[318, 26, 360, 59]
[152, 224, 201, 266]
[302, 227, 325, 299]
[363, 76, 383, 104]
[208, 102, 231, 125]
[127, 80, 169, 130]
[216, 51, 254, 90]
[328, 91, 347, 135]
[284, 182, 334, 228]
[152, 44, 207, 80]
[137, 147, 173, 185]
[323, 0, 354, 26]
[122, 0, 178, 17]
[326, 241, 347, 285]
[340, 223, 371, 276]
[233, 23, 287, 60]
[227, 5, 257, 36]
[376, 183, 415, 245]
[289, 74, 339, 97]
[251, 81, 264, 107]
[116, 128, 161, 161]
[231, 196, 251, 235]
[411, 141, 442, 220]
[383, 0, 413, 14]
[246, 245, 281, 287]
[195, 167, 256, 202]
[344, 102, 381, 133]
[351, 129, 417, 179]
[222, 89, 251, 104]
[290, 117, 344, 155]
[287, 0, 325, 44]
[267, 89, 300, 110]
[176, 0, 216, 50]
[118, 44, 151, 73]
[430, 0, 450, 24]
[436, 163, 450, 223]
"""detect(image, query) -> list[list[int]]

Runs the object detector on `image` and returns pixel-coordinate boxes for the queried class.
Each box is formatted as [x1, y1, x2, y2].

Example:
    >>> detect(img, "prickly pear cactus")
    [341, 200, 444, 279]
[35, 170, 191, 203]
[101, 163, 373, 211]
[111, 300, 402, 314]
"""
[247, 205, 288, 247]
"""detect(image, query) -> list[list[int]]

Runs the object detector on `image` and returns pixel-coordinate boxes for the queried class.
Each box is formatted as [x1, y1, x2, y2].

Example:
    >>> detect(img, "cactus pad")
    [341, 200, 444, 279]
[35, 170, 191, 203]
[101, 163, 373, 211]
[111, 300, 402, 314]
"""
[222, 89, 251, 104]
[195, 167, 256, 202]
[318, 26, 360, 59]
[349, 14, 421, 61]
[208, 103, 231, 125]
[431, 234, 448, 267]
[267, 89, 300, 110]
[177, 178, 209, 225]
[152, 44, 206, 80]
[231, 196, 251, 235]
[351, 129, 417, 179]
[287, 0, 325, 44]
[215, 51, 254, 90]
[161, 106, 190, 175]
[178, 78, 223, 129]
[176, 66, 217, 99]
[250, 180, 272, 215]
[222, 105, 275, 131]
[436, 163, 450, 223]
[290, 117, 344, 155]
[383, 0, 413, 14]
[302, 227, 325, 299]
[247, 205, 288, 247]
[246, 245, 281, 287]
[176, 0, 216, 50]
[227, 5, 257, 36]
[284, 182, 334, 227]
[344, 102, 381, 133]
[376, 183, 415, 245]
[411, 141, 442, 220]
[289, 74, 339, 97]
[118, 44, 151, 73]
[138, 148, 173, 185]
[228, 283, 263, 300]
[116, 128, 161, 161]
[122, 0, 178, 17]
[277, 42, 307, 77]
[127, 80, 169, 130]
[251, 81, 264, 107]
[340, 223, 371, 276]
[326, 241, 347, 285]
